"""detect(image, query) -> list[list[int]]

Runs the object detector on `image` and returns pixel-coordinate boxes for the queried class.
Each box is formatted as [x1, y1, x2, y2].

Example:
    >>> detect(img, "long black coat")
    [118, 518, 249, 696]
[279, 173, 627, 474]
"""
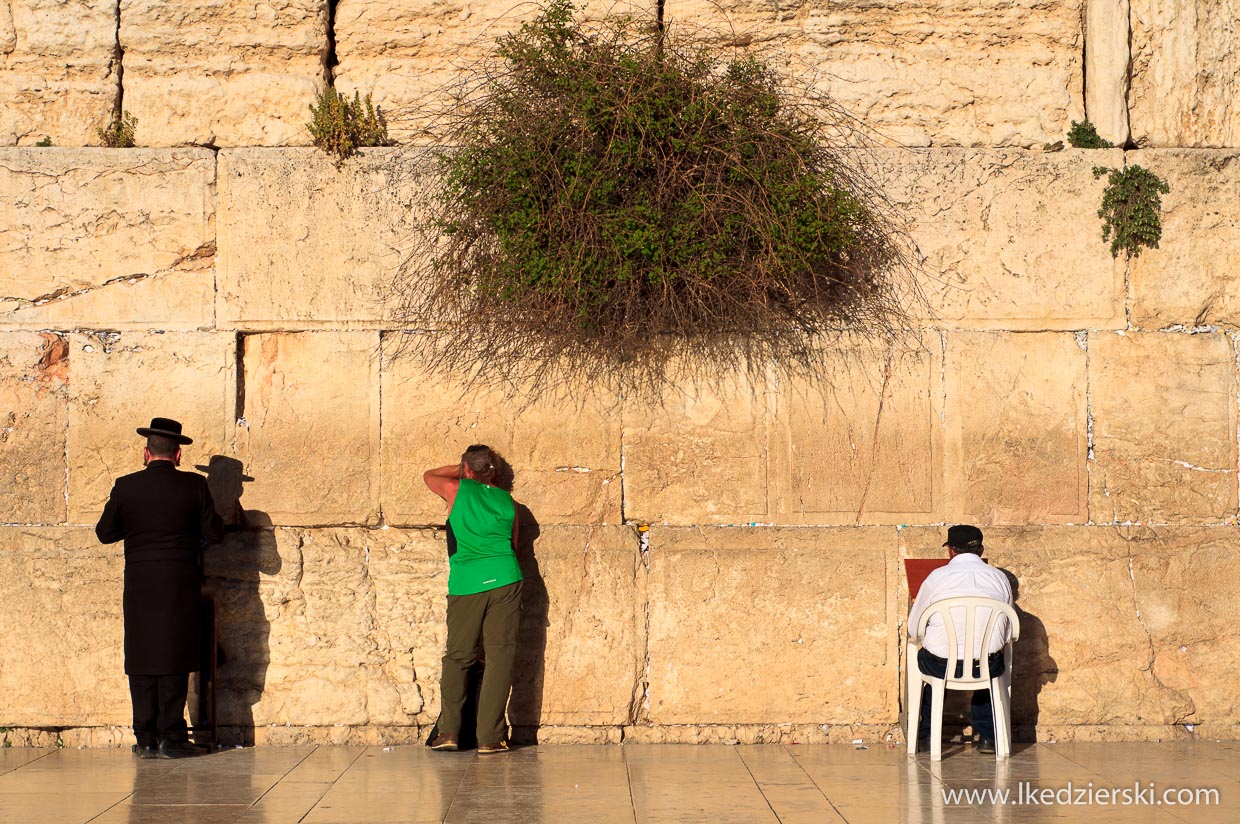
[95, 460, 224, 675]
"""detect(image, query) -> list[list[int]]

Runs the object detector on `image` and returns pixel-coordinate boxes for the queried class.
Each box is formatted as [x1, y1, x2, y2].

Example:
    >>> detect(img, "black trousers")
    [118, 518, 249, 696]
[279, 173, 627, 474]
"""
[916, 648, 1006, 743]
[129, 674, 190, 747]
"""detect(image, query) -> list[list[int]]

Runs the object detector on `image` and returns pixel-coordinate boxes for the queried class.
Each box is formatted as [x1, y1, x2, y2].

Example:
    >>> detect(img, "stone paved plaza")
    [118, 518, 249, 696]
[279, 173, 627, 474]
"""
[0, 742, 1235, 823]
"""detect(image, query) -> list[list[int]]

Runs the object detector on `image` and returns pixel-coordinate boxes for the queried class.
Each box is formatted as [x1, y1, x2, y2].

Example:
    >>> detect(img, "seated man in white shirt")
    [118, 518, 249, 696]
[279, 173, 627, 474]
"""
[908, 524, 1013, 754]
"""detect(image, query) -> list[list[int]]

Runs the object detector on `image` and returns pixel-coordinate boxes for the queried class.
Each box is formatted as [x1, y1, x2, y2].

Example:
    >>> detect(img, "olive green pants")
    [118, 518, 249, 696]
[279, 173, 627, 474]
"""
[439, 581, 523, 744]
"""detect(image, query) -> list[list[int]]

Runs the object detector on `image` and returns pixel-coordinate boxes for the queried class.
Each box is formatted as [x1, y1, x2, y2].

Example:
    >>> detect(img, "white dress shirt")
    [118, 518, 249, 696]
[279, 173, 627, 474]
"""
[908, 553, 1013, 659]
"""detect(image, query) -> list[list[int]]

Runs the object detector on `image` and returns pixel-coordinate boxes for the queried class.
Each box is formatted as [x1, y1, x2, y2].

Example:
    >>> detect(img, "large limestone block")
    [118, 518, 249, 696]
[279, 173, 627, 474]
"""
[625, 341, 941, 526]
[943, 332, 1087, 525]
[119, 0, 328, 146]
[210, 528, 428, 727]
[0, 332, 68, 524]
[646, 527, 897, 725]
[508, 525, 642, 727]
[866, 149, 1127, 329]
[380, 343, 622, 526]
[769, 340, 943, 525]
[67, 332, 235, 523]
[0, 1, 118, 145]
[333, 1, 642, 142]
[670, 0, 1084, 148]
[236, 332, 380, 525]
[1130, 1, 1240, 147]
[1127, 527, 1240, 725]
[0, 149, 216, 329]
[0, 528, 128, 727]
[900, 526, 1196, 730]
[1084, 0, 1131, 147]
[1128, 151, 1240, 328]
[1088, 333, 1236, 524]
[217, 149, 419, 328]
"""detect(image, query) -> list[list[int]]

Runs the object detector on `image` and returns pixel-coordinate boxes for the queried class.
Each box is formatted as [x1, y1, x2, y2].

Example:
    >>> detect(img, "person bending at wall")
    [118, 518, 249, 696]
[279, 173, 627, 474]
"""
[95, 417, 224, 759]
[424, 445, 523, 754]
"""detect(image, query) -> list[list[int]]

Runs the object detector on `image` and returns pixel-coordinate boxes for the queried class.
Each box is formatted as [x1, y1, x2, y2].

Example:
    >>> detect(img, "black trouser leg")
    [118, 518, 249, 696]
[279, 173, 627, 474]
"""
[129, 675, 159, 748]
[157, 674, 190, 743]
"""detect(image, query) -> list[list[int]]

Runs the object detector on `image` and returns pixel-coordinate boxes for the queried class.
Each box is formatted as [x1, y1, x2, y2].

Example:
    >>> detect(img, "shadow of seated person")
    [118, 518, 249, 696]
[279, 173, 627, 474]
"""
[999, 569, 1057, 745]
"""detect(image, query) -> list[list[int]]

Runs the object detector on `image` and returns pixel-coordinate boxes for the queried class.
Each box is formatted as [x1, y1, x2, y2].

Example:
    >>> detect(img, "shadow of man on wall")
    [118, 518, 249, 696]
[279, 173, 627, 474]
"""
[197, 455, 278, 747]
[999, 569, 1058, 744]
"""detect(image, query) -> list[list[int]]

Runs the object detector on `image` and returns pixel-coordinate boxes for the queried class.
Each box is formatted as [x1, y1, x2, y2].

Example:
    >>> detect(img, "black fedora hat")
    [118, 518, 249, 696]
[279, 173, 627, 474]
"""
[136, 417, 193, 445]
[943, 524, 984, 549]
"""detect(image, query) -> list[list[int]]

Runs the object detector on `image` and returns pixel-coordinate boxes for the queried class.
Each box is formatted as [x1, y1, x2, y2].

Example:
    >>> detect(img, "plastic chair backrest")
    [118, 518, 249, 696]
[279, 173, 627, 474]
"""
[912, 596, 1020, 687]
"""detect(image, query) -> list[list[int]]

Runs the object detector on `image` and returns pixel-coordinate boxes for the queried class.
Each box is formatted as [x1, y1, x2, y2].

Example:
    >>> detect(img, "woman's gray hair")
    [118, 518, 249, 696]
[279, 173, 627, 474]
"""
[461, 444, 498, 483]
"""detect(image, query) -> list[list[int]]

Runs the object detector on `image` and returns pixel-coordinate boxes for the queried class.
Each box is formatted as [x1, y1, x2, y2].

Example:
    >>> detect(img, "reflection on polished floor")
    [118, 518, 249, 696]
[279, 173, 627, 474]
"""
[0, 741, 1235, 823]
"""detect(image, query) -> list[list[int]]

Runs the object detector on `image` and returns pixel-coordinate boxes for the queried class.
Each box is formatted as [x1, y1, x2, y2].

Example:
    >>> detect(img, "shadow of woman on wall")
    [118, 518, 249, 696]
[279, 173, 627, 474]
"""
[198, 455, 279, 747]
[999, 568, 1058, 744]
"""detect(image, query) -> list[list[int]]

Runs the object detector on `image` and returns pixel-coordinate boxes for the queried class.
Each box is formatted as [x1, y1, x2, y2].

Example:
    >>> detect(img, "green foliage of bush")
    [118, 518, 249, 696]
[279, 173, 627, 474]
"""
[35, 136, 53, 147]
[97, 111, 137, 148]
[307, 89, 393, 162]
[393, 0, 911, 389]
[1067, 120, 1113, 149]
[1093, 164, 1170, 259]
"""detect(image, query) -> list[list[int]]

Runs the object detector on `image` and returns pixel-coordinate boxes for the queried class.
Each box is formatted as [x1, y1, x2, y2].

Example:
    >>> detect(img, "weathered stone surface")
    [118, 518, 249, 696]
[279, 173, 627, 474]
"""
[236, 333, 380, 525]
[0, 528, 128, 726]
[207, 525, 639, 730]
[899, 527, 1201, 731]
[770, 340, 943, 525]
[118, 0, 328, 146]
[1130, 1, 1240, 147]
[0, 1, 118, 146]
[1128, 151, 1240, 328]
[1088, 333, 1236, 524]
[1127, 527, 1240, 725]
[646, 527, 897, 725]
[66, 332, 234, 523]
[622, 368, 772, 525]
[217, 149, 419, 328]
[0, 333, 67, 524]
[380, 344, 622, 526]
[671, 0, 1084, 148]
[943, 332, 1087, 525]
[867, 149, 1127, 329]
[625, 342, 941, 526]
[1084, 0, 1131, 146]
[0, 149, 216, 329]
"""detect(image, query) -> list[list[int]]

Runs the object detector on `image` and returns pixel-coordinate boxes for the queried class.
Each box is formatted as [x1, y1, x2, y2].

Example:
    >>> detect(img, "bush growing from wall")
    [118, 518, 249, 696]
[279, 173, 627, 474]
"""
[1093, 164, 1170, 259]
[307, 89, 393, 162]
[1067, 120, 1113, 149]
[389, 0, 915, 391]
[97, 111, 137, 148]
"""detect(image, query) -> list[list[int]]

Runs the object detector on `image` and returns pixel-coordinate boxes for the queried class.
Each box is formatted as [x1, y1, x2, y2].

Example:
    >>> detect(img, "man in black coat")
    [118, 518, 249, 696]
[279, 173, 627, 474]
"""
[95, 417, 224, 759]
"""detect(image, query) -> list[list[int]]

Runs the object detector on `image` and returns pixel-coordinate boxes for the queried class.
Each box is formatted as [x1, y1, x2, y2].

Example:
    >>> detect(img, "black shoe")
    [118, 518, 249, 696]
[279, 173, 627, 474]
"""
[158, 739, 202, 759]
[915, 737, 932, 754]
[977, 738, 996, 754]
[133, 744, 158, 760]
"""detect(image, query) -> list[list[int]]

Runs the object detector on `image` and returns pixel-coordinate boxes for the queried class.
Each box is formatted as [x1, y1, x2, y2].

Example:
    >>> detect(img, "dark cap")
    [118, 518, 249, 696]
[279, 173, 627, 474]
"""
[136, 417, 193, 445]
[943, 524, 984, 549]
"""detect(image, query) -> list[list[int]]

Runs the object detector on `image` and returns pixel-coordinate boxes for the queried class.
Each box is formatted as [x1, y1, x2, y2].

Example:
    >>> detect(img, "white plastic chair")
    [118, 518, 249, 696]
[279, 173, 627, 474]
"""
[906, 596, 1020, 761]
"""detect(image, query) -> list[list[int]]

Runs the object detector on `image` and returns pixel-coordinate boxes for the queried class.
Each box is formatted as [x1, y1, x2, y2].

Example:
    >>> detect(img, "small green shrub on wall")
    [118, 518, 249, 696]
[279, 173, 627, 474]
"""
[97, 111, 137, 148]
[390, 0, 913, 391]
[307, 89, 393, 162]
[1093, 164, 1170, 259]
[1067, 120, 1113, 149]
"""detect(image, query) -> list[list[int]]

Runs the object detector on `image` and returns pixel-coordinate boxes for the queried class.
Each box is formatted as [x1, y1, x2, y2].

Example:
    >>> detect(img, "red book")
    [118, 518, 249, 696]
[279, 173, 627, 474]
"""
[904, 558, 950, 600]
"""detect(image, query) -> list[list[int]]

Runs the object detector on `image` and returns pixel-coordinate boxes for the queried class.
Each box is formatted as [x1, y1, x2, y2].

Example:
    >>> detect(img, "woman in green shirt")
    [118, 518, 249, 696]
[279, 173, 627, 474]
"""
[423, 444, 523, 754]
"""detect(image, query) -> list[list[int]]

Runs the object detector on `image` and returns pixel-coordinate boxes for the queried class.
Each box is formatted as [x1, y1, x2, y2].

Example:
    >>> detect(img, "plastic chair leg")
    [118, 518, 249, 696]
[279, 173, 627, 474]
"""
[907, 670, 923, 755]
[929, 681, 945, 762]
[990, 677, 1010, 759]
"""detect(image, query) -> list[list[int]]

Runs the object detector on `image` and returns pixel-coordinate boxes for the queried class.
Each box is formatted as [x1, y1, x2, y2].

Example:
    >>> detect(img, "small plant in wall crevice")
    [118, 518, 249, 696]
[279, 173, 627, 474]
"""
[1092, 164, 1170, 259]
[307, 88, 393, 163]
[97, 111, 137, 148]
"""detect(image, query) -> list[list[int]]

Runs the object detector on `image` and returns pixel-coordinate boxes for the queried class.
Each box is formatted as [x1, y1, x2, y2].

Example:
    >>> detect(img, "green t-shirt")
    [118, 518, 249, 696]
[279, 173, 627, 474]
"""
[446, 478, 523, 596]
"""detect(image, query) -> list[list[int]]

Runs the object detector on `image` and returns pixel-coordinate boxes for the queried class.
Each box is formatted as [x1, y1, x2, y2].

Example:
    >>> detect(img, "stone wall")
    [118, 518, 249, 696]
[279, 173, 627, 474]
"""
[2, 0, 1239, 747]
[2, 1, 1237, 148]
[3, 144, 1238, 745]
